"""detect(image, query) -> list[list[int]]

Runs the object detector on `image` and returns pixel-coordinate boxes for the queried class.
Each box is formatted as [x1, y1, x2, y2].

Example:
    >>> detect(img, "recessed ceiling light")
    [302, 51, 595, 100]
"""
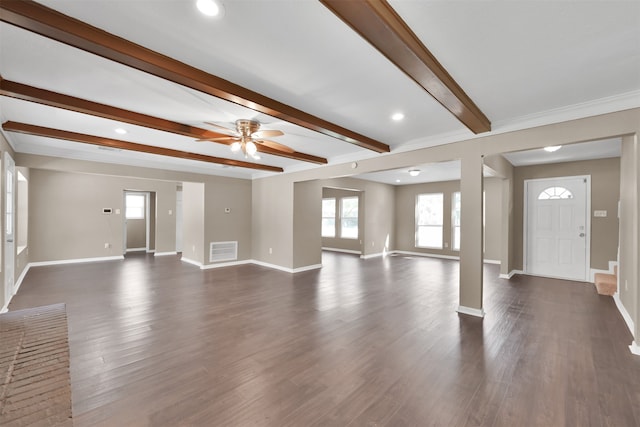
[395, 179, 401, 183]
[197, 0, 221, 17]
[114, 128, 127, 135]
[408, 169, 421, 177]
[391, 112, 405, 121]
[544, 145, 562, 152]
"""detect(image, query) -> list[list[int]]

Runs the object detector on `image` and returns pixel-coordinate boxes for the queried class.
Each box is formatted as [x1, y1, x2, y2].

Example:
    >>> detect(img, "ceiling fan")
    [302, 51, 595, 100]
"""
[198, 119, 294, 160]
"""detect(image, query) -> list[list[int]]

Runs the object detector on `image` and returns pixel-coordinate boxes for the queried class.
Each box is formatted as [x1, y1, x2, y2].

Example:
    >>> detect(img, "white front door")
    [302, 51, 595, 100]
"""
[4, 152, 15, 304]
[525, 176, 589, 281]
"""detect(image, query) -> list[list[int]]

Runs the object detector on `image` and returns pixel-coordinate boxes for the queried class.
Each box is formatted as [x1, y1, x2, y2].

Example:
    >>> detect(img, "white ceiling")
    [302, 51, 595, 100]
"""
[0, 1, 638, 180]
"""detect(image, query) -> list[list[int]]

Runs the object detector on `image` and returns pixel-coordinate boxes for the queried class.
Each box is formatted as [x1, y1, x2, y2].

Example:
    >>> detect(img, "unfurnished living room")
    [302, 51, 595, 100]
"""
[0, 1, 639, 426]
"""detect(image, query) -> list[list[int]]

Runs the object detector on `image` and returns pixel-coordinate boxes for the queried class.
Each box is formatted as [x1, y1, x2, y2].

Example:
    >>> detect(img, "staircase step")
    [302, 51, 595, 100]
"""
[594, 272, 617, 296]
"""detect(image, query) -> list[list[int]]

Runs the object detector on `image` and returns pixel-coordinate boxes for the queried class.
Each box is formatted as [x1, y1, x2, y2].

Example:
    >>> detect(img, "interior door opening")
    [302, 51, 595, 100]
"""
[124, 191, 155, 254]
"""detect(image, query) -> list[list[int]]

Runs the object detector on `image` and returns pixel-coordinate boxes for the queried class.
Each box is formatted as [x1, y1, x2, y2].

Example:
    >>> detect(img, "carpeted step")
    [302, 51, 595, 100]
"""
[594, 272, 617, 296]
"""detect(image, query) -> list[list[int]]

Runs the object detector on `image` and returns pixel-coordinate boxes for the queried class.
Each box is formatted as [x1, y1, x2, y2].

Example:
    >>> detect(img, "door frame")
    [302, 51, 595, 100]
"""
[123, 191, 151, 253]
[523, 175, 591, 281]
[4, 152, 15, 305]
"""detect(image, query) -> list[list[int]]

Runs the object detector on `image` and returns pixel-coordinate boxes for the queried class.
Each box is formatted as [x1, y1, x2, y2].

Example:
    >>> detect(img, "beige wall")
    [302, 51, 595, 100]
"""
[28, 169, 177, 262]
[512, 157, 620, 271]
[394, 178, 502, 261]
[294, 181, 322, 268]
[182, 182, 205, 264]
[321, 187, 363, 253]
[483, 178, 503, 262]
[203, 177, 252, 265]
[126, 219, 146, 249]
[619, 135, 638, 339]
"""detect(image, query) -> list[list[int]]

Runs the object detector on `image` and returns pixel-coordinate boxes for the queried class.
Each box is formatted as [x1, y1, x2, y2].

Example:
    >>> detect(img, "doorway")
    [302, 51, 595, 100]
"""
[524, 175, 590, 281]
[124, 191, 155, 253]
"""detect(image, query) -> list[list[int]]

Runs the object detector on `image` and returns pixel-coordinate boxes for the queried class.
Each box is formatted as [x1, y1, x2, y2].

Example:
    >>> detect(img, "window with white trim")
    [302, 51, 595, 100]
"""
[416, 193, 443, 248]
[125, 194, 146, 219]
[321, 198, 336, 237]
[340, 196, 359, 239]
[452, 191, 461, 251]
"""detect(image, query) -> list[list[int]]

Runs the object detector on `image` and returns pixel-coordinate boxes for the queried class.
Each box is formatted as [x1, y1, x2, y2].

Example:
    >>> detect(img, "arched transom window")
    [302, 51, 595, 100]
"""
[538, 186, 573, 200]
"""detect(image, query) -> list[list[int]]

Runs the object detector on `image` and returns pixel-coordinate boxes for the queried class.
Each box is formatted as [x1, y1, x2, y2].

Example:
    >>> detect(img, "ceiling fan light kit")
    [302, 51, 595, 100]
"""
[200, 119, 292, 160]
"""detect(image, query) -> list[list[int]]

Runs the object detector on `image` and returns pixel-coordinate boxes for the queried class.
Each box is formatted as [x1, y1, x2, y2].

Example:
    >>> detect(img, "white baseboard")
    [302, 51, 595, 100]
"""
[125, 248, 146, 253]
[360, 252, 384, 259]
[630, 341, 640, 356]
[499, 270, 522, 279]
[146, 249, 156, 254]
[29, 255, 125, 267]
[154, 251, 177, 257]
[392, 250, 459, 261]
[201, 260, 252, 270]
[613, 292, 635, 339]
[322, 247, 361, 255]
[457, 305, 486, 318]
[250, 259, 322, 273]
[180, 257, 203, 268]
[484, 259, 501, 265]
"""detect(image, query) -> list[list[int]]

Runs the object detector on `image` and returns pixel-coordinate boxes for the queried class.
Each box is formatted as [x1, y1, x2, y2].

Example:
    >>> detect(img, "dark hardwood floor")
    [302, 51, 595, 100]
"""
[7, 252, 640, 426]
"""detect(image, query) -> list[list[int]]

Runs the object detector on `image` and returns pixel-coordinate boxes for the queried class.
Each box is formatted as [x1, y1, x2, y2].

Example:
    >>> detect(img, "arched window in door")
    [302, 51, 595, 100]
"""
[538, 186, 573, 200]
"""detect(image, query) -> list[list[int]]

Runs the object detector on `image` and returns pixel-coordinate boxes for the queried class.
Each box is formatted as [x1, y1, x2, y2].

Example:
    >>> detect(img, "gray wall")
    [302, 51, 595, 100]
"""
[513, 157, 620, 271]
[294, 180, 322, 268]
[126, 219, 146, 249]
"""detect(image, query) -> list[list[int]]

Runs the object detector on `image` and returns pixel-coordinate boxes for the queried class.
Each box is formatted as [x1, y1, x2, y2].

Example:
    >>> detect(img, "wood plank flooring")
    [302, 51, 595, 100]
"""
[6, 252, 640, 426]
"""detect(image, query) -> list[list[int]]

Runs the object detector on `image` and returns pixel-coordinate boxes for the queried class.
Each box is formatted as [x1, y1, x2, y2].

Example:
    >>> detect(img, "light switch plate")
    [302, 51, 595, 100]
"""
[594, 210, 607, 217]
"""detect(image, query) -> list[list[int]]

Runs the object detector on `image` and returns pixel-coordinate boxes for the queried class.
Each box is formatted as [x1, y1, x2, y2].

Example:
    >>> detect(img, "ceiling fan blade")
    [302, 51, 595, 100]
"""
[204, 121, 238, 136]
[196, 136, 238, 143]
[257, 139, 296, 154]
[252, 129, 284, 139]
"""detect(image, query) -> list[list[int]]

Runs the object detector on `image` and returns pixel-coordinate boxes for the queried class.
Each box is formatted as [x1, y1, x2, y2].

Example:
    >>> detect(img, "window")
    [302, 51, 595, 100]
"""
[321, 198, 336, 237]
[340, 196, 359, 239]
[416, 193, 443, 248]
[538, 186, 573, 200]
[125, 193, 146, 219]
[452, 192, 461, 251]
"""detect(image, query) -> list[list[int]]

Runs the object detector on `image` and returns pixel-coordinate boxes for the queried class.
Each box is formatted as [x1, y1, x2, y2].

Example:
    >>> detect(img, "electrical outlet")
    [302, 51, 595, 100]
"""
[104, 243, 111, 249]
[626, 280, 628, 291]
[444, 242, 449, 248]
[269, 247, 273, 254]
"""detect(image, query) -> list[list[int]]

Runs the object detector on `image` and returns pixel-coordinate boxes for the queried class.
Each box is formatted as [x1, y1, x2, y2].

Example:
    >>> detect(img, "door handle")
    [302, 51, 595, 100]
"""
[579, 233, 585, 237]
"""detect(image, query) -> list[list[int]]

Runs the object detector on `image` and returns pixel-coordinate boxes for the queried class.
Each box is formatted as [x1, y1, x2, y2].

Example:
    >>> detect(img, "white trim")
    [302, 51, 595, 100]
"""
[29, 255, 124, 267]
[613, 292, 635, 339]
[392, 250, 459, 260]
[499, 269, 523, 279]
[250, 259, 322, 273]
[484, 259, 501, 265]
[523, 175, 591, 282]
[154, 251, 177, 257]
[146, 249, 155, 254]
[322, 247, 361, 255]
[360, 252, 384, 259]
[456, 305, 486, 318]
[630, 341, 640, 356]
[180, 257, 203, 268]
[125, 247, 146, 252]
[201, 259, 252, 270]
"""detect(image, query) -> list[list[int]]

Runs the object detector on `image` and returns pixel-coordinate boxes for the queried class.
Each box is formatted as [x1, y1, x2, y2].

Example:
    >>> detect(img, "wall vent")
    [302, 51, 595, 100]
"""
[209, 241, 238, 263]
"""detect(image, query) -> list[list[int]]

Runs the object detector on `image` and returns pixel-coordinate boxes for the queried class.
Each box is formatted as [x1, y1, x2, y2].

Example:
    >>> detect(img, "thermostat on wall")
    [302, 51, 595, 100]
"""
[103, 208, 112, 214]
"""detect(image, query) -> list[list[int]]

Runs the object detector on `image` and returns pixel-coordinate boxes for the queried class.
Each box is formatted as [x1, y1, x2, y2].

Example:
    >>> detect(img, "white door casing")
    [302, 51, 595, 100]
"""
[524, 176, 590, 281]
[4, 152, 15, 304]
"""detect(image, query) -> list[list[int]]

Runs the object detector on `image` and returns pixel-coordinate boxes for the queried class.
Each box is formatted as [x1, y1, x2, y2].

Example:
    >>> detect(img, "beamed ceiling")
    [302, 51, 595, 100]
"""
[0, 0, 638, 180]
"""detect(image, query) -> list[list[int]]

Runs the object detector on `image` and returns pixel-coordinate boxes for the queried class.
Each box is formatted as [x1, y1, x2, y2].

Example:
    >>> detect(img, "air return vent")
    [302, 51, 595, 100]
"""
[209, 241, 237, 263]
